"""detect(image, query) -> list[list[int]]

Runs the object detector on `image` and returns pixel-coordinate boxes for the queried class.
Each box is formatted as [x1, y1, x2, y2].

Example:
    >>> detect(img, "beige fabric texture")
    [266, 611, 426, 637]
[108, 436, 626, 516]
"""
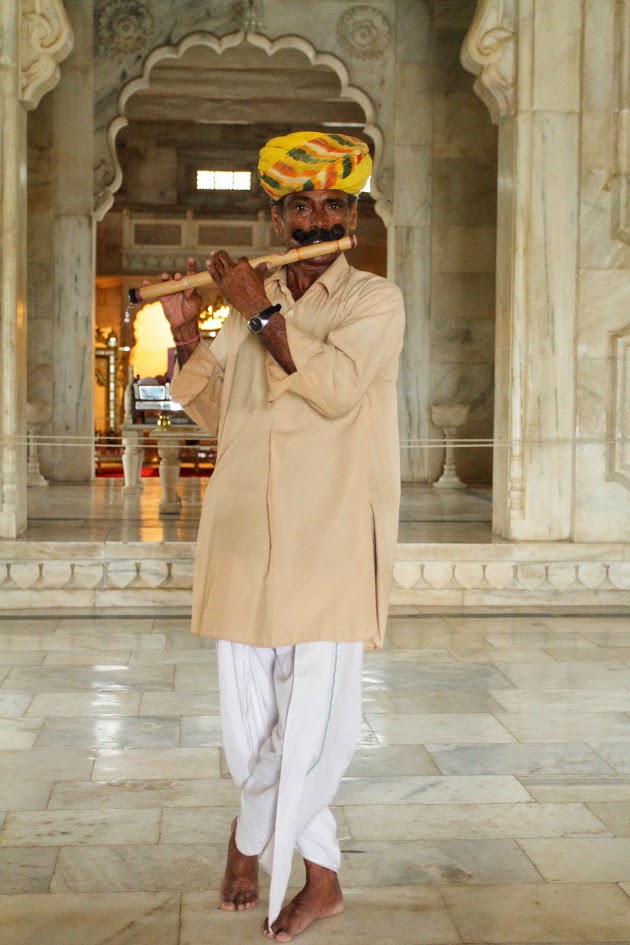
[170, 252, 405, 648]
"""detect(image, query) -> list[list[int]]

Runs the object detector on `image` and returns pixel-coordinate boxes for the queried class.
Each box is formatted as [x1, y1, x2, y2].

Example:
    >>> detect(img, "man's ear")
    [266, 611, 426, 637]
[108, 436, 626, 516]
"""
[270, 202, 283, 233]
[349, 199, 358, 231]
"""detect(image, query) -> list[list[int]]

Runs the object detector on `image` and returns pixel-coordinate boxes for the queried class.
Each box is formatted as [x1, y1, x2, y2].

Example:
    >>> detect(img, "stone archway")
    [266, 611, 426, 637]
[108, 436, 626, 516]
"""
[94, 30, 390, 227]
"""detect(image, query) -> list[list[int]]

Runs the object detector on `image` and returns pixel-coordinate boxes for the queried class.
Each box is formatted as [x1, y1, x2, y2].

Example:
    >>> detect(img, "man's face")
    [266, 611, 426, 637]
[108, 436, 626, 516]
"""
[271, 190, 358, 254]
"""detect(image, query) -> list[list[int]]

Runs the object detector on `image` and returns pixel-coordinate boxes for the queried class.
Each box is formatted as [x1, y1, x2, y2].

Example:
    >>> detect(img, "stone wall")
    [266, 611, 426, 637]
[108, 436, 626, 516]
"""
[573, 0, 630, 541]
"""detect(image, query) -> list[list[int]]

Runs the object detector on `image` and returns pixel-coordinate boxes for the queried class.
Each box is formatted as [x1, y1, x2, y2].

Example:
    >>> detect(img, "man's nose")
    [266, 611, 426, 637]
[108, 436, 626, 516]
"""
[312, 208, 327, 228]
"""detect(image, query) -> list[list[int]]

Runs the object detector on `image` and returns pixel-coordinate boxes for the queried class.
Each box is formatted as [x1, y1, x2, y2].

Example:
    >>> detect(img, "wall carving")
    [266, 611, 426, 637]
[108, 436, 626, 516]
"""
[1, 546, 628, 607]
[20, 0, 74, 110]
[336, 4, 392, 61]
[607, 323, 630, 491]
[97, 0, 155, 55]
[460, 0, 515, 124]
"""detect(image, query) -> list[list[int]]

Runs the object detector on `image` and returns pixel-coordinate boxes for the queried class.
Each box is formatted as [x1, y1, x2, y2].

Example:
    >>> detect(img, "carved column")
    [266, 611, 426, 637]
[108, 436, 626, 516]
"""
[0, 0, 73, 537]
[462, 0, 581, 539]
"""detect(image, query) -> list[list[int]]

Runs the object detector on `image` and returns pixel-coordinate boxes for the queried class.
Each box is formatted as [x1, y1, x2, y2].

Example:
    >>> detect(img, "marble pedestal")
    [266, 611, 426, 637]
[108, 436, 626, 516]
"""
[432, 404, 470, 490]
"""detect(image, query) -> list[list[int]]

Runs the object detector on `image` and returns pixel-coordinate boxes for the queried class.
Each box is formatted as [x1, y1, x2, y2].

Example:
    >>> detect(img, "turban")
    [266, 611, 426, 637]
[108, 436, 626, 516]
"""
[258, 131, 372, 199]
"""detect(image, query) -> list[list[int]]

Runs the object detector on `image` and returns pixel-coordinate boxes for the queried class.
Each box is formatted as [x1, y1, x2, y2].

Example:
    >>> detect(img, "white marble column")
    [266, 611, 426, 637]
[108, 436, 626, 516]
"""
[0, 2, 28, 538]
[0, 0, 72, 537]
[49, 0, 95, 481]
[462, 0, 581, 539]
[391, 0, 433, 482]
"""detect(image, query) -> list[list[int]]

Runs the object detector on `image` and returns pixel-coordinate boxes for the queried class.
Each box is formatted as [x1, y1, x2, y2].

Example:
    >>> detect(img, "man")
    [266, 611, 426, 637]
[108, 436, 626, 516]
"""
[159, 131, 405, 941]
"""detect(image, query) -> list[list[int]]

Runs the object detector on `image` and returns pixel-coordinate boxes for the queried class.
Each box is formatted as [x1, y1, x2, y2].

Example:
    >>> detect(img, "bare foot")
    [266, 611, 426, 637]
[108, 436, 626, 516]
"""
[220, 818, 260, 911]
[263, 860, 344, 941]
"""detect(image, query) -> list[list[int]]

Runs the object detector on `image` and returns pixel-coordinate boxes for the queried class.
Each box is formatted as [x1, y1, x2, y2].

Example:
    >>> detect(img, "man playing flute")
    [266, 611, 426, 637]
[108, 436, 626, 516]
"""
[159, 131, 405, 941]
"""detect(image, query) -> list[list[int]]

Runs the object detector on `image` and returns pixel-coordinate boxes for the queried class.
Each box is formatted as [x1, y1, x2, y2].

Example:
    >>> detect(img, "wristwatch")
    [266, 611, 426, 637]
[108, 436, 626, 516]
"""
[247, 303, 281, 334]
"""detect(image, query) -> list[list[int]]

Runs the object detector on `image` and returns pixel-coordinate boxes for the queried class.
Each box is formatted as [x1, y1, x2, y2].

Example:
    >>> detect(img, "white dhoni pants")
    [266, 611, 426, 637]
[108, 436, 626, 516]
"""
[217, 639, 364, 925]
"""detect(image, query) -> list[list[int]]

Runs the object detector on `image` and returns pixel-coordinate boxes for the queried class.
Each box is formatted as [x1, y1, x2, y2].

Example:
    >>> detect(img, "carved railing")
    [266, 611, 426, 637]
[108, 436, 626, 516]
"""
[121, 208, 282, 273]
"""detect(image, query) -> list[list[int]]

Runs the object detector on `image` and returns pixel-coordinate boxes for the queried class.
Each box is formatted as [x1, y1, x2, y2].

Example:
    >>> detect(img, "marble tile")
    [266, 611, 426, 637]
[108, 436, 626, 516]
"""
[343, 801, 610, 841]
[0, 651, 45, 665]
[362, 662, 513, 691]
[0, 892, 181, 945]
[0, 717, 43, 748]
[129, 647, 216, 666]
[173, 664, 219, 691]
[42, 649, 132, 665]
[340, 838, 542, 886]
[587, 802, 630, 837]
[56, 617, 155, 634]
[44, 631, 168, 651]
[430, 743, 616, 777]
[440, 882, 630, 943]
[140, 691, 220, 715]
[91, 747, 221, 781]
[179, 715, 223, 747]
[589, 743, 630, 773]
[35, 716, 181, 750]
[364, 712, 515, 745]
[386, 689, 507, 714]
[495, 712, 630, 743]
[2, 664, 174, 692]
[345, 745, 440, 777]
[0, 808, 160, 846]
[26, 692, 141, 717]
[490, 689, 630, 712]
[0, 692, 32, 716]
[493, 661, 630, 690]
[0, 781, 52, 810]
[0, 847, 59, 893]
[51, 844, 227, 892]
[49, 778, 239, 810]
[181, 886, 462, 945]
[518, 838, 630, 882]
[336, 775, 531, 806]
[160, 807, 234, 844]
[543, 645, 630, 662]
[522, 776, 630, 803]
[0, 749, 93, 782]
[454, 646, 556, 663]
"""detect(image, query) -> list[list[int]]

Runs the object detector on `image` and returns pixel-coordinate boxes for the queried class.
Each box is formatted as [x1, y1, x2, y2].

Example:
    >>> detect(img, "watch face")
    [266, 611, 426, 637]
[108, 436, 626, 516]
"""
[248, 316, 264, 334]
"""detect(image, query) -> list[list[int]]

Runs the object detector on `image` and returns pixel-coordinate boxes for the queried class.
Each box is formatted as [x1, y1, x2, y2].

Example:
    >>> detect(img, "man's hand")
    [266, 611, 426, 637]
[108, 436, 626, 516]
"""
[146, 257, 203, 331]
[205, 251, 270, 319]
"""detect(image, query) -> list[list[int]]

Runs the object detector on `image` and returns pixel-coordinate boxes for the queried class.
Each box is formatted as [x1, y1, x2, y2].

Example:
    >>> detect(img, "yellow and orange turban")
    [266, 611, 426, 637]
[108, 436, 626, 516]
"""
[258, 131, 372, 199]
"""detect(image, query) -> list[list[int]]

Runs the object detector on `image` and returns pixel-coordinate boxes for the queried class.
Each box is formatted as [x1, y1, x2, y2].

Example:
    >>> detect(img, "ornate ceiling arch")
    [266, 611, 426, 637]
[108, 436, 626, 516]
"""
[94, 29, 388, 223]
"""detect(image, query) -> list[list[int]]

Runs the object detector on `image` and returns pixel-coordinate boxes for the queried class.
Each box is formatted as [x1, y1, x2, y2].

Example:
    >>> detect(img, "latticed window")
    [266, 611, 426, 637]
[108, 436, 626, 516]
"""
[196, 170, 252, 191]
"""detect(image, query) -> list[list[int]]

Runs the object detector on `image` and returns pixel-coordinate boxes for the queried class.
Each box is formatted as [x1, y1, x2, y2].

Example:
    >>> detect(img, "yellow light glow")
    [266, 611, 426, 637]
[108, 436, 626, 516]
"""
[131, 301, 174, 379]
[199, 304, 230, 333]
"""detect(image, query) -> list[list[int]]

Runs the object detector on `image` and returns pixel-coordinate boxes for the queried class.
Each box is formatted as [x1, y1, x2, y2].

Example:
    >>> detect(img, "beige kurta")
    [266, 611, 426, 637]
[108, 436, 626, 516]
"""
[170, 252, 404, 648]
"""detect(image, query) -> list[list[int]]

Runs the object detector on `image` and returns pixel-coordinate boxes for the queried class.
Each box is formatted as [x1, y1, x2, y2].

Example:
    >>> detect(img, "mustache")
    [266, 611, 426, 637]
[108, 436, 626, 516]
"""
[292, 224, 346, 245]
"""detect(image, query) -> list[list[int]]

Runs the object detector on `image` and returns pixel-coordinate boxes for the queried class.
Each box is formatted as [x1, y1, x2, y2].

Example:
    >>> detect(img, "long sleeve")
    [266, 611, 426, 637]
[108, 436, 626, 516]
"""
[170, 320, 231, 435]
[265, 282, 404, 419]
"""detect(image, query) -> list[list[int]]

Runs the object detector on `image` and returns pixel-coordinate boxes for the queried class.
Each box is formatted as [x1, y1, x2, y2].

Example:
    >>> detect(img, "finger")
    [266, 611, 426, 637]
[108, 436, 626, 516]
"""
[186, 257, 197, 273]
[255, 261, 271, 273]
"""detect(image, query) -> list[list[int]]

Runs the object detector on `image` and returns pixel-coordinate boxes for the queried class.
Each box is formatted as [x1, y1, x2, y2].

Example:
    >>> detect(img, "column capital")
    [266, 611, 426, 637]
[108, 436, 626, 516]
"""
[460, 0, 515, 124]
[20, 0, 74, 110]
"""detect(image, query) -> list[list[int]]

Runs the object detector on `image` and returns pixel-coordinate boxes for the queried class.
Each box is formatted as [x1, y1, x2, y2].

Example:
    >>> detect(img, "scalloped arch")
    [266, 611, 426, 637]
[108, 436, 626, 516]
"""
[97, 30, 388, 222]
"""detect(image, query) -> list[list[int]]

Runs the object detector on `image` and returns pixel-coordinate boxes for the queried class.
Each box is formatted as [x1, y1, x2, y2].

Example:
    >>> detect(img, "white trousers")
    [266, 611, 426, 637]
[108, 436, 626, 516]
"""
[217, 639, 364, 924]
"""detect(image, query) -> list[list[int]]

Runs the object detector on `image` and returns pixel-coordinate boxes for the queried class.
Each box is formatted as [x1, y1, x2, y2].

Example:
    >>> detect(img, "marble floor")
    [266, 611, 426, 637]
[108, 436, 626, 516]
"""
[1, 609, 630, 943]
[21, 479, 496, 544]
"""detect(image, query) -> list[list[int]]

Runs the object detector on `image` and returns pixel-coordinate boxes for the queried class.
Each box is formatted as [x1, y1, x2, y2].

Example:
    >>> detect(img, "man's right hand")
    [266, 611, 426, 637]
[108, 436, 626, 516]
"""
[145, 257, 203, 331]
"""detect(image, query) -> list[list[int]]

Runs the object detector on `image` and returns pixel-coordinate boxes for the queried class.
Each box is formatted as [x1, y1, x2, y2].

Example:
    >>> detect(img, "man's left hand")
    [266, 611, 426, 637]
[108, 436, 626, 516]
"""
[206, 251, 271, 319]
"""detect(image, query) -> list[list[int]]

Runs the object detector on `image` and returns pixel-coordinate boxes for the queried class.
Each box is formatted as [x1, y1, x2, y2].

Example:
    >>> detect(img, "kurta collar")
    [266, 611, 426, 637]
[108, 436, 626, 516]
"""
[265, 249, 349, 299]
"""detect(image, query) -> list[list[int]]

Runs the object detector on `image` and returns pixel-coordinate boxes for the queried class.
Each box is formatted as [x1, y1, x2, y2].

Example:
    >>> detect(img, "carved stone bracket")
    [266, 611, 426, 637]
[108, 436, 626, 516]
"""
[20, 0, 74, 110]
[460, 0, 515, 124]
